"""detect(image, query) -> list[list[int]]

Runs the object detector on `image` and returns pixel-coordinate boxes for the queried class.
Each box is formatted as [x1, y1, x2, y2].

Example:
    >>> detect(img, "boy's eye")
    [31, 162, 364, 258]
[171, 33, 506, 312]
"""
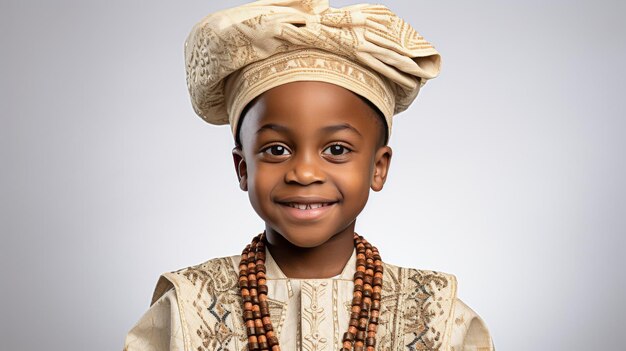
[263, 145, 291, 156]
[323, 144, 351, 156]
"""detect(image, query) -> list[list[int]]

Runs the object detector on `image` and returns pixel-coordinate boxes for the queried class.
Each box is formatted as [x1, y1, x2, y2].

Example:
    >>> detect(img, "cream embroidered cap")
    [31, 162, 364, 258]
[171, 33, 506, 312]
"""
[185, 0, 441, 139]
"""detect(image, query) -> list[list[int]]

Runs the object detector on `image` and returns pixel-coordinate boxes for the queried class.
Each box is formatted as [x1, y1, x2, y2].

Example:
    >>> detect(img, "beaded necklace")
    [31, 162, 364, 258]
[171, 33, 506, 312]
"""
[238, 232, 383, 351]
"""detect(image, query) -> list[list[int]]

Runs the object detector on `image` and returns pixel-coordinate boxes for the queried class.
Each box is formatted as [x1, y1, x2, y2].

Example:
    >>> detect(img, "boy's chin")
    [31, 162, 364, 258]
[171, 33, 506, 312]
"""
[274, 228, 342, 249]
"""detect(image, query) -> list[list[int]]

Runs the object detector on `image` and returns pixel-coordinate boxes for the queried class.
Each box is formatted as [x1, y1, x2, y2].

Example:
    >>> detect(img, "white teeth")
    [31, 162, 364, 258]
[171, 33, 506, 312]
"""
[287, 203, 330, 210]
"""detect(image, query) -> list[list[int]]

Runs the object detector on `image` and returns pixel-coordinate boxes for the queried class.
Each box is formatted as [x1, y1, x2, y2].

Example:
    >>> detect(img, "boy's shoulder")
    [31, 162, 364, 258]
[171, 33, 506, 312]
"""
[150, 254, 240, 305]
[383, 260, 458, 294]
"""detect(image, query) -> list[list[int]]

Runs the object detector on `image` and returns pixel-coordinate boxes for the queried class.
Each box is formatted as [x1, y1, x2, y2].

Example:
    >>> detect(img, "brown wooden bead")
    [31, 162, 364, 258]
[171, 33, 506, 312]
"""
[363, 275, 373, 285]
[267, 336, 279, 346]
[354, 340, 364, 351]
[358, 317, 368, 330]
[348, 325, 358, 335]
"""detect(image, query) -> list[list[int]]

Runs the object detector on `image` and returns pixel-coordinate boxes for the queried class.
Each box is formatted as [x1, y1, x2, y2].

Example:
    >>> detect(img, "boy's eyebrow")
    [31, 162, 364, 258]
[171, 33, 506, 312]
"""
[256, 123, 289, 134]
[322, 123, 362, 137]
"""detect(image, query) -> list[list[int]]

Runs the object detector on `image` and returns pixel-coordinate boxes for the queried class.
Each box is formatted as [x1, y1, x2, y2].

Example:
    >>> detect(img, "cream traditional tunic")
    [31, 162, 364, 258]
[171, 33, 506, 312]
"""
[124, 248, 494, 351]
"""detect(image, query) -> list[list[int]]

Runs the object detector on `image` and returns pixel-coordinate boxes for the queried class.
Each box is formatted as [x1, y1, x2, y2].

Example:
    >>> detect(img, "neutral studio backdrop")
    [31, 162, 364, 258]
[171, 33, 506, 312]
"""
[2, 0, 625, 350]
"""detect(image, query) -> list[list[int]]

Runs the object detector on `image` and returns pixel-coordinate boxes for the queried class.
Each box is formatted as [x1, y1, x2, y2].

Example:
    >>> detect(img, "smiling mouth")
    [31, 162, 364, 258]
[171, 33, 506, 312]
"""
[278, 201, 338, 221]
[283, 202, 336, 210]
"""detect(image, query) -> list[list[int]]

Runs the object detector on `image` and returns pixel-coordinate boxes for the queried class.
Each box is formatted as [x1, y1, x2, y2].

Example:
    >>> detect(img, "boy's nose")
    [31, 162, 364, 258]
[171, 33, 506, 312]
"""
[284, 153, 326, 185]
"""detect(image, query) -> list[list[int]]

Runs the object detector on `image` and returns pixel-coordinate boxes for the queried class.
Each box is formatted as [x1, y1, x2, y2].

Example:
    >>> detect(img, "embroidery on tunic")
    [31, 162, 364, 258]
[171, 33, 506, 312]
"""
[174, 257, 244, 351]
[403, 269, 451, 350]
[332, 280, 341, 350]
[301, 281, 329, 351]
[377, 263, 454, 351]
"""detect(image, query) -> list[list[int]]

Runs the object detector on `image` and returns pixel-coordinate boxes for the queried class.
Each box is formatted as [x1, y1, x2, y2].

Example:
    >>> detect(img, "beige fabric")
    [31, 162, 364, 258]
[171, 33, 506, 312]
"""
[125, 290, 185, 351]
[184, 0, 442, 139]
[124, 248, 493, 351]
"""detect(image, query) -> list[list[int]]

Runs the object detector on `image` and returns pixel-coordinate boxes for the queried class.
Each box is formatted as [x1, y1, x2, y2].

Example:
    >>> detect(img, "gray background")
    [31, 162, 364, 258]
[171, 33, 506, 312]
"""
[2, 0, 625, 350]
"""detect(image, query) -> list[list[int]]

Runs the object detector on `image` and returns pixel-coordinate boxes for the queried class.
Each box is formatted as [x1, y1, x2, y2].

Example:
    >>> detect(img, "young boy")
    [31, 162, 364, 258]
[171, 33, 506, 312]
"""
[124, 1, 494, 350]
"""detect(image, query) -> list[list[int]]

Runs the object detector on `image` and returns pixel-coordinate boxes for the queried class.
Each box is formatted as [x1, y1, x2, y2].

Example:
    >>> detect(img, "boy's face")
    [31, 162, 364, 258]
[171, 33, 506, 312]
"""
[232, 81, 392, 248]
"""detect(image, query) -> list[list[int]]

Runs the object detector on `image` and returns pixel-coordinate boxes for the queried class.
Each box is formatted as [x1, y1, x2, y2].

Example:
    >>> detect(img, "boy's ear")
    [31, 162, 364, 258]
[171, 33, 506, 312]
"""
[232, 147, 248, 191]
[371, 146, 392, 192]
